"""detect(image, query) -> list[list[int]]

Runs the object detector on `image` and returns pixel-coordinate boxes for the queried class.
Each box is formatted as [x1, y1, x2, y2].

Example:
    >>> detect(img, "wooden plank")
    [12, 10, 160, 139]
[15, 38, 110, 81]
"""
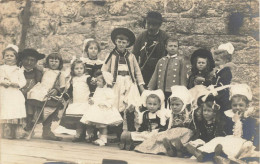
[1, 139, 212, 164]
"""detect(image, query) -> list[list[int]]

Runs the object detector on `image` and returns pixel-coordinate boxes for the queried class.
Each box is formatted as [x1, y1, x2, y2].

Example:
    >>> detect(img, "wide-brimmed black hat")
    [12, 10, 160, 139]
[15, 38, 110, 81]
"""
[145, 11, 163, 24]
[18, 48, 45, 61]
[190, 49, 215, 70]
[111, 28, 135, 48]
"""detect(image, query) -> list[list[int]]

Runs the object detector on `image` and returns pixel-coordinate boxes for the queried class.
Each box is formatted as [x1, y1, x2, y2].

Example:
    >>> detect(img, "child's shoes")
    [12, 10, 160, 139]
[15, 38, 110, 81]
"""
[93, 139, 106, 146]
[125, 132, 134, 151]
[163, 138, 177, 157]
[174, 138, 185, 157]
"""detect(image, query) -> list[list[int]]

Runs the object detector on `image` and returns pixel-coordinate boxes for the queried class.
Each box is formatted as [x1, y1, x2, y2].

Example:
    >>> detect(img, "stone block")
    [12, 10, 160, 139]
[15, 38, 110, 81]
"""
[233, 48, 259, 64]
[0, 1, 25, 17]
[0, 17, 21, 35]
[56, 22, 92, 35]
[29, 19, 53, 36]
[240, 17, 259, 35]
[79, 3, 107, 17]
[165, 0, 193, 13]
[41, 1, 78, 18]
[192, 18, 227, 34]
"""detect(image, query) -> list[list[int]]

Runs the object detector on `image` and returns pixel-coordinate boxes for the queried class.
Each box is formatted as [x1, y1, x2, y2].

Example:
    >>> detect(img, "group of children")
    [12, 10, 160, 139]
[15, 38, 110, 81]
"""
[0, 26, 259, 163]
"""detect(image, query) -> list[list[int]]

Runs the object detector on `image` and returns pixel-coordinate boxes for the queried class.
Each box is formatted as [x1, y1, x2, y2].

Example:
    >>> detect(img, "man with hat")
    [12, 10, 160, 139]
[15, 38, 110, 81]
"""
[19, 49, 62, 141]
[133, 11, 169, 87]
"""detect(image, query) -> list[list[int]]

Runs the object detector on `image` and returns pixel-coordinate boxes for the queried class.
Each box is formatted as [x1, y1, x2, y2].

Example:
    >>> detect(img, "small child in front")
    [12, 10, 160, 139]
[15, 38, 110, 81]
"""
[80, 71, 123, 146]
[119, 89, 168, 150]
[148, 36, 188, 103]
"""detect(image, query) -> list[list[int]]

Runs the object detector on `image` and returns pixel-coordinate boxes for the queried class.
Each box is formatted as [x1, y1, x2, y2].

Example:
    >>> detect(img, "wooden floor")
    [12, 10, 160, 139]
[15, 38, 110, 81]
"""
[0, 124, 213, 164]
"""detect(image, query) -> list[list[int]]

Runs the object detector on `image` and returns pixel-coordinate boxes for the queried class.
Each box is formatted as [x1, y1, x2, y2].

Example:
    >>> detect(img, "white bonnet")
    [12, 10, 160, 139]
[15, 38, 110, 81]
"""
[4, 44, 19, 53]
[230, 84, 252, 101]
[102, 71, 113, 86]
[141, 89, 165, 110]
[82, 38, 95, 54]
[169, 85, 192, 112]
[218, 42, 234, 55]
[170, 85, 192, 105]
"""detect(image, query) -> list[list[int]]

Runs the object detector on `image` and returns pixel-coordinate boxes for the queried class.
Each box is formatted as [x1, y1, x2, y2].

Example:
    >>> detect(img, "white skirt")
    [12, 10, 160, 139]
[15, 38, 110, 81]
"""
[113, 75, 141, 112]
[80, 104, 123, 127]
[198, 135, 258, 159]
[0, 87, 26, 120]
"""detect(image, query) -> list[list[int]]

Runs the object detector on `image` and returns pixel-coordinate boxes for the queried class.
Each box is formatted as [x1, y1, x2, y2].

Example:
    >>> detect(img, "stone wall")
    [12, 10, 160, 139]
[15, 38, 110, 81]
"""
[0, 0, 259, 107]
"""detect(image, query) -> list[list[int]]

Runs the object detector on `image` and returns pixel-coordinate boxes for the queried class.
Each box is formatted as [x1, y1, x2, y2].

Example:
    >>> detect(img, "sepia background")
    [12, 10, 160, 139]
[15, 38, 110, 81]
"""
[0, 0, 259, 110]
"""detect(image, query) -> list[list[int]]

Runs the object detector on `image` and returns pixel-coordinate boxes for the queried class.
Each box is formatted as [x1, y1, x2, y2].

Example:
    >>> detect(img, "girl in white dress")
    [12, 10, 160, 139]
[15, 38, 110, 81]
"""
[60, 59, 91, 142]
[81, 71, 123, 146]
[0, 44, 27, 139]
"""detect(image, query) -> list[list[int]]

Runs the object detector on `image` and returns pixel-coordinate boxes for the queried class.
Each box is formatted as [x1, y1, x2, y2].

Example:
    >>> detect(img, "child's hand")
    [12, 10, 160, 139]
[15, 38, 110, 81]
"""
[139, 85, 145, 94]
[48, 89, 58, 97]
[194, 76, 205, 85]
[1, 80, 11, 88]
[10, 83, 20, 88]
[90, 78, 97, 85]
[127, 104, 135, 113]
[88, 98, 94, 105]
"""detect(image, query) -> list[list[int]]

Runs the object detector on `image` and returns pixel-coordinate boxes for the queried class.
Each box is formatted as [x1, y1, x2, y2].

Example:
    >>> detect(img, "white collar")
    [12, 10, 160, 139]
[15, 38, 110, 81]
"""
[166, 54, 178, 58]
[21, 66, 33, 72]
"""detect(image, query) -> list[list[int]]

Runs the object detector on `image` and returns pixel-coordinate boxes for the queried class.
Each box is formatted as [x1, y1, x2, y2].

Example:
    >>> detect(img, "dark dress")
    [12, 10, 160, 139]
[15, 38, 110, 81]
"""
[212, 67, 232, 112]
[138, 110, 168, 133]
[133, 30, 169, 86]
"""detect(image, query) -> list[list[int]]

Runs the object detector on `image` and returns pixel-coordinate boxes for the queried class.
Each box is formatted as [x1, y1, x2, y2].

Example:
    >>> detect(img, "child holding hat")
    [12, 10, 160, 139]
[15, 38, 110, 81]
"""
[212, 42, 235, 112]
[102, 27, 145, 140]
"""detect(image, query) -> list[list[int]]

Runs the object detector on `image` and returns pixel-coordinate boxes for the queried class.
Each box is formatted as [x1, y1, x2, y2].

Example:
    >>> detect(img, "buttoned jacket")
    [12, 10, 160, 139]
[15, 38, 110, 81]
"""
[148, 55, 187, 92]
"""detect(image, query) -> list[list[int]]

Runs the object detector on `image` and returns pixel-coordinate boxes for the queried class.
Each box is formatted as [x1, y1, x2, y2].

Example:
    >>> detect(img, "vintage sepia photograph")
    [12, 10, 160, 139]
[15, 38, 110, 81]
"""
[0, 0, 259, 163]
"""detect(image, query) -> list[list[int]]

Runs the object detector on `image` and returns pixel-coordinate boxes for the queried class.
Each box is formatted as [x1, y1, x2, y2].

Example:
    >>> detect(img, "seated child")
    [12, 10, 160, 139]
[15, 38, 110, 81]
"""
[165, 94, 230, 162]
[80, 71, 123, 146]
[134, 86, 193, 155]
[119, 89, 168, 150]
[187, 49, 215, 89]
[27, 53, 65, 141]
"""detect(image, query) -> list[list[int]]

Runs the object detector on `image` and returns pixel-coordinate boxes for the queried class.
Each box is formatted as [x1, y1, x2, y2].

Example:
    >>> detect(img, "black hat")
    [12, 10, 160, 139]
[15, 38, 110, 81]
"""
[190, 49, 215, 70]
[145, 11, 163, 24]
[111, 28, 135, 48]
[18, 48, 45, 61]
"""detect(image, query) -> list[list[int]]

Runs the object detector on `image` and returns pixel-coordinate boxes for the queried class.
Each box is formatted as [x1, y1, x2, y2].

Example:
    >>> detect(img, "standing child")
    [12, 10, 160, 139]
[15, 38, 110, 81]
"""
[0, 44, 27, 139]
[27, 53, 65, 141]
[134, 86, 193, 155]
[80, 71, 123, 146]
[119, 89, 168, 150]
[81, 39, 103, 97]
[148, 36, 188, 103]
[187, 49, 215, 89]
[212, 42, 235, 112]
[102, 27, 145, 138]
[60, 59, 91, 142]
